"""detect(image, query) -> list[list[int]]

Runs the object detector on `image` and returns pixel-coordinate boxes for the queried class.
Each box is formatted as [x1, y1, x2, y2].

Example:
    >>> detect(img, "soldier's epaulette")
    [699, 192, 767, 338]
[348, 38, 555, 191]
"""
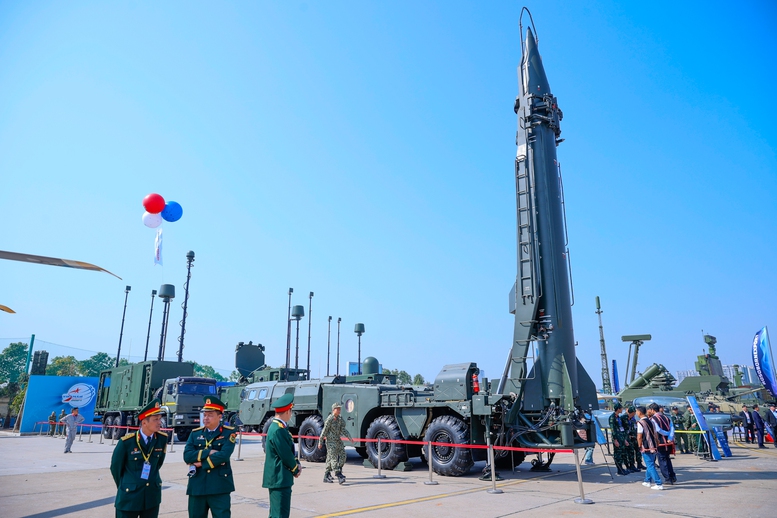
[223, 425, 235, 431]
[121, 433, 136, 441]
[192, 426, 205, 431]
[158, 431, 168, 437]
[273, 418, 286, 428]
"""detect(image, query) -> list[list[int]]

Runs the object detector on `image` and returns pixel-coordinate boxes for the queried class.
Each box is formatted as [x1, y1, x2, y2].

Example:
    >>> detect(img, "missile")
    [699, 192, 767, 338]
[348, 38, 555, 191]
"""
[505, 20, 596, 412]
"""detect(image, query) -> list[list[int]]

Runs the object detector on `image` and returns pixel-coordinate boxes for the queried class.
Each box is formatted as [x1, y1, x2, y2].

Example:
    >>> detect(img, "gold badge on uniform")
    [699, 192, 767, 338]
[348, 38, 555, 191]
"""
[229, 433, 236, 443]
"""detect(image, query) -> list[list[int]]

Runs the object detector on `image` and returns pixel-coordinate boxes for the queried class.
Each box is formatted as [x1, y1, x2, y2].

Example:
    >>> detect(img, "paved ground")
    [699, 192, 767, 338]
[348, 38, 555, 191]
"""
[1, 430, 776, 517]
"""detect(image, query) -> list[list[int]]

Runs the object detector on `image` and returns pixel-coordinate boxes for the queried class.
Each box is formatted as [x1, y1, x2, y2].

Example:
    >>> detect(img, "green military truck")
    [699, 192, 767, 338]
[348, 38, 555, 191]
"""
[238, 356, 520, 476]
[94, 360, 217, 442]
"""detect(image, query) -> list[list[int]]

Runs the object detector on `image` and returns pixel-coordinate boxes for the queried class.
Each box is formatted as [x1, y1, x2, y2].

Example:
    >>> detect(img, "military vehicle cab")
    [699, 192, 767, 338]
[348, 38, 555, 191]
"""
[94, 360, 216, 442]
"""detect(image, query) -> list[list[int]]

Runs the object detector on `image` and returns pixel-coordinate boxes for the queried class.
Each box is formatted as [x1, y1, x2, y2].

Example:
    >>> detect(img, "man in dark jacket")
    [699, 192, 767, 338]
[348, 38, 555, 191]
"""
[752, 404, 766, 448]
[262, 394, 301, 518]
[764, 403, 777, 447]
[740, 405, 755, 443]
[183, 396, 236, 517]
[110, 399, 168, 518]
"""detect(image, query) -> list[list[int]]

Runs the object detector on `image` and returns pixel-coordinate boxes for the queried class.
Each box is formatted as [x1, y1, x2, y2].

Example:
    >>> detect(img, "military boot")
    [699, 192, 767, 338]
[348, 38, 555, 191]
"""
[323, 471, 334, 483]
[335, 471, 346, 485]
[616, 465, 628, 476]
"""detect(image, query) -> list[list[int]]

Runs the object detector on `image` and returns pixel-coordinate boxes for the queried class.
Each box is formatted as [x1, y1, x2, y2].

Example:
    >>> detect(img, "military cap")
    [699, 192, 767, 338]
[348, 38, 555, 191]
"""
[202, 395, 226, 413]
[613, 402, 622, 410]
[627, 406, 635, 413]
[138, 399, 164, 421]
[272, 393, 294, 413]
[332, 402, 342, 411]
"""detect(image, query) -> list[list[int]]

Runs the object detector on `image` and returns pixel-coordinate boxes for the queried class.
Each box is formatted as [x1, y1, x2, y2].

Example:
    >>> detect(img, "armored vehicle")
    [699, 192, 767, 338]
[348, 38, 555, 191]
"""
[94, 360, 217, 441]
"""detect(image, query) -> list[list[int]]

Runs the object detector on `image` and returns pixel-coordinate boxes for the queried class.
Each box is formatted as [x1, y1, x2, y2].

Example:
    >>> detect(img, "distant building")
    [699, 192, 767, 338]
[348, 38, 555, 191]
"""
[741, 366, 759, 385]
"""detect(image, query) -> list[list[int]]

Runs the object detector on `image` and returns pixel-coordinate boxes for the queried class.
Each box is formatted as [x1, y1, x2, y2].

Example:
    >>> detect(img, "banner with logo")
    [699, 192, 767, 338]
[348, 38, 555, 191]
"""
[19, 375, 99, 434]
[752, 327, 777, 398]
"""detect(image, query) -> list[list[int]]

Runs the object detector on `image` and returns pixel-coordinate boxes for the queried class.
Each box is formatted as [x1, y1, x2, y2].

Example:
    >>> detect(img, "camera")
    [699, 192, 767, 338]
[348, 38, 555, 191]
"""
[187, 465, 197, 478]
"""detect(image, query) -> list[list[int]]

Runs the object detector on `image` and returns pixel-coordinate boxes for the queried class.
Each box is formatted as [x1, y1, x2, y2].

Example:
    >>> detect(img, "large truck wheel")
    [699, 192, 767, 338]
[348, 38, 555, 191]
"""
[366, 415, 406, 471]
[160, 416, 173, 443]
[112, 416, 126, 440]
[176, 428, 191, 442]
[299, 415, 327, 462]
[424, 415, 473, 476]
[261, 417, 273, 452]
[355, 446, 368, 459]
[102, 416, 114, 440]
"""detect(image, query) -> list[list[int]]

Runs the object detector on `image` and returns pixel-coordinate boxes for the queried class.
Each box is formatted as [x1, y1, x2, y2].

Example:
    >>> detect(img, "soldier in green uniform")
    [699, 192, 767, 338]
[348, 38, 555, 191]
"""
[625, 406, 645, 472]
[262, 394, 301, 518]
[684, 406, 706, 454]
[110, 399, 168, 518]
[57, 409, 66, 436]
[48, 411, 57, 436]
[183, 396, 236, 518]
[608, 403, 630, 475]
[670, 406, 689, 454]
[318, 402, 353, 484]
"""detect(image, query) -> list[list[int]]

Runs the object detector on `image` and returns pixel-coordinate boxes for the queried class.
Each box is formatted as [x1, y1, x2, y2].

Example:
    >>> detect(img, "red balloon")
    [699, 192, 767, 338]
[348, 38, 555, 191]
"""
[143, 193, 166, 214]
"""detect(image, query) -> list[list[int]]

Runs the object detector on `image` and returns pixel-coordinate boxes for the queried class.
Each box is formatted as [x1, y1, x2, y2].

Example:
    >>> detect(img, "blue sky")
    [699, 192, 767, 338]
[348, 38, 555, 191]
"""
[1, 1, 775, 387]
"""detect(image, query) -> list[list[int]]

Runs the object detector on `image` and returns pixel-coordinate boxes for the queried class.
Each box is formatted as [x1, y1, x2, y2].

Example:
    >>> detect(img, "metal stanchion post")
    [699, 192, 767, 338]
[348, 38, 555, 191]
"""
[99, 425, 104, 444]
[373, 438, 386, 479]
[573, 449, 593, 504]
[486, 432, 502, 494]
[296, 435, 304, 468]
[169, 429, 175, 453]
[78, 424, 83, 442]
[37, 423, 42, 436]
[88, 425, 93, 443]
[424, 441, 438, 485]
[235, 430, 244, 461]
[111, 426, 116, 446]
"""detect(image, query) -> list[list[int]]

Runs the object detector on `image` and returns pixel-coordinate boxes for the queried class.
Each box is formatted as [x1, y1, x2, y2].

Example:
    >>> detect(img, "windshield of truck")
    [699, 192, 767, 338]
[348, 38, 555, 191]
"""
[178, 384, 216, 395]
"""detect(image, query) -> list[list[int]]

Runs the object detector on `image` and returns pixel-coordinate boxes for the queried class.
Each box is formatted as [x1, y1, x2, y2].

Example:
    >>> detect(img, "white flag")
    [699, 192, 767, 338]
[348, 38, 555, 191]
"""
[154, 228, 163, 266]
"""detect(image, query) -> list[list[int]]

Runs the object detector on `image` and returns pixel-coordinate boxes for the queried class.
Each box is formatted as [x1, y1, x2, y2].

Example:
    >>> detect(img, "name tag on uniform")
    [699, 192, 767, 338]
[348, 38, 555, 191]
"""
[141, 462, 151, 480]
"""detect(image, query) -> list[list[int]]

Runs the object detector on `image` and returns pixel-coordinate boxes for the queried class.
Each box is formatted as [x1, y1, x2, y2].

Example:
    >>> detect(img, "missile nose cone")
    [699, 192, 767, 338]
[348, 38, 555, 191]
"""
[521, 26, 550, 97]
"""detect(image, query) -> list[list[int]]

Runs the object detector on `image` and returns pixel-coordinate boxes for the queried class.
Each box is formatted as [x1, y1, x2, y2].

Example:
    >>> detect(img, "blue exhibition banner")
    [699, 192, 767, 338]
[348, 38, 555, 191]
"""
[752, 327, 777, 398]
[19, 375, 99, 434]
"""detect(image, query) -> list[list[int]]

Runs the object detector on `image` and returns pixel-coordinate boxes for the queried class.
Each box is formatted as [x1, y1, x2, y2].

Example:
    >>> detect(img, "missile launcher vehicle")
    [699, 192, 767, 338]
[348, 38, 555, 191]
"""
[235, 10, 599, 477]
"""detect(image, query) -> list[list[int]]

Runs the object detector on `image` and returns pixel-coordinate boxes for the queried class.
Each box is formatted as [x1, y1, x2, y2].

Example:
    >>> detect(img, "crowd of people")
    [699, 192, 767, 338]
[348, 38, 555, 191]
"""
[46, 392, 776, 517]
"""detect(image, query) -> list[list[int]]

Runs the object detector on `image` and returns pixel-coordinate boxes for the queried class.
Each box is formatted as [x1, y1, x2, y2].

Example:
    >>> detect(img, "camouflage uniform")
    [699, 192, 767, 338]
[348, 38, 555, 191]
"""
[670, 409, 689, 453]
[318, 403, 352, 484]
[608, 408, 629, 475]
[626, 409, 644, 470]
[684, 409, 707, 453]
[48, 412, 57, 436]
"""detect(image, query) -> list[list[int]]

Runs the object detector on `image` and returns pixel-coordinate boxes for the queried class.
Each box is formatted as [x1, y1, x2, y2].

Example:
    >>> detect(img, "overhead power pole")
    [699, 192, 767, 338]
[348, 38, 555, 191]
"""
[595, 296, 613, 394]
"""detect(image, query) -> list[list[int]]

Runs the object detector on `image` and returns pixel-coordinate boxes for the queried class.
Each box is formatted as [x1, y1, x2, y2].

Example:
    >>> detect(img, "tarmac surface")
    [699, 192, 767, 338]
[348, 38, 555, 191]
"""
[1, 429, 776, 518]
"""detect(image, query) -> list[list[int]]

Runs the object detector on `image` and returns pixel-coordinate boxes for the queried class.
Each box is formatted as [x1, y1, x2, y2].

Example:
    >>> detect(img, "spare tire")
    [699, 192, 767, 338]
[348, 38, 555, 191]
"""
[366, 415, 406, 471]
[299, 415, 327, 462]
[424, 415, 473, 476]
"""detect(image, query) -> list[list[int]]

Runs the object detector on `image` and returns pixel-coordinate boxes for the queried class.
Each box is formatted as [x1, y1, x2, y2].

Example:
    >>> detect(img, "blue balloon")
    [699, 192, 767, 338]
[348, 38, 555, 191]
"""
[161, 201, 183, 222]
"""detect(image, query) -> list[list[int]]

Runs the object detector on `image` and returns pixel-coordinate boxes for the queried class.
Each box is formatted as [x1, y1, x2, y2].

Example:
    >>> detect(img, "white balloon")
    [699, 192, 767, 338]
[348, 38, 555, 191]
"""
[142, 211, 163, 228]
